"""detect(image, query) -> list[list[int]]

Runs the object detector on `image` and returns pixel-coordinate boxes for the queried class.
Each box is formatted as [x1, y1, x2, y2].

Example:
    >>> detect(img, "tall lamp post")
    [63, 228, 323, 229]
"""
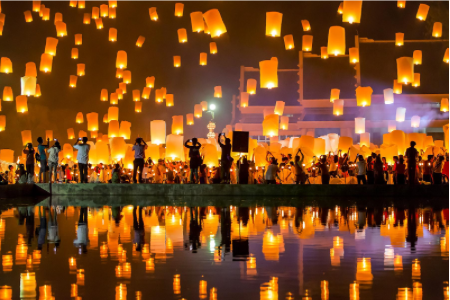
[206, 104, 216, 139]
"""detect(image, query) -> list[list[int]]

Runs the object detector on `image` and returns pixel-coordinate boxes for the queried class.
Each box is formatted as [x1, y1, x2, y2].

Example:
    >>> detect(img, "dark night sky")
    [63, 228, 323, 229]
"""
[0, 1, 448, 155]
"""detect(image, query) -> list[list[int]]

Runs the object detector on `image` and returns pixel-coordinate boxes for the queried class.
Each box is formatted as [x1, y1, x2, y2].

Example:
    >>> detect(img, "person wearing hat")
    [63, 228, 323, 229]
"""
[48, 140, 61, 183]
[405, 141, 419, 185]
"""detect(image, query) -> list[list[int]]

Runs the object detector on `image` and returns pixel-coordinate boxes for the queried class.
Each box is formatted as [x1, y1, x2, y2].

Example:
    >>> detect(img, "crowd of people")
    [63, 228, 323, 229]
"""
[1, 135, 449, 186]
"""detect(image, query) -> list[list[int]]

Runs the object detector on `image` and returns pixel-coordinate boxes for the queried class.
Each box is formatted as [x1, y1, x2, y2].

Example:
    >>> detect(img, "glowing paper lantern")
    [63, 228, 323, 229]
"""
[108, 107, 118, 122]
[142, 87, 151, 99]
[0, 22, 3, 35]
[100, 89, 108, 101]
[86, 113, 98, 131]
[135, 102, 142, 113]
[55, 21, 67, 37]
[151, 120, 166, 145]
[266, 12, 282, 37]
[338, 136, 353, 151]
[35, 84, 41, 97]
[393, 80, 402, 94]
[356, 86, 373, 107]
[186, 113, 194, 125]
[274, 101, 285, 115]
[432, 22, 442, 38]
[395, 33, 404, 46]
[83, 13, 90, 24]
[396, 57, 414, 84]
[203, 9, 227, 38]
[440, 98, 449, 112]
[100, 4, 108, 17]
[200, 53, 207, 65]
[172, 115, 184, 135]
[173, 56, 181, 67]
[384, 88, 394, 104]
[246, 79, 257, 95]
[21, 130, 32, 146]
[39, 53, 53, 73]
[166, 94, 174, 107]
[177, 28, 187, 43]
[45, 37, 59, 56]
[108, 120, 120, 137]
[214, 86, 222, 98]
[42, 8, 50, 21]
[327, 26, 345, 56]
[103, 114, 108, 123]
[109, 7, 116, 18]
[283, 35, 295, 50]
[413, 50, 422, 65]
[110, 137, 126, 160]
[24, 11, 33, 22]
[330, 89, 340, 102]
[397, 1, 405, 8]
[200, 101, 208, 111]
[396, 107, 406, 122]
[109, 1, 117, 8]
[54, 12, 63, 24]
[146, 76, 155, 88]
[110, 93, 118, 105]
[388, 120, 396, 132]
[75, 112, 83, 124]
[123, 70, 131, 84]
[349, 47, 359, 63]
[21, 76, 36, 96]
[302, 35, 313, 52]
[3, 86, 12, 101]
[92, 7, 99, 19]
[24, 62, 37, 77]
[210, 42, 217, 54]
[0, 116, 5, 131]
[416, 4, 429, 21]
[175, 3, 184, 17]
[149, 7, 158, 21]
[194, 104, 203, 118]
[410, 115, 421, 128]
[413, 73, 420, 87]
[69, 75, 77, 88]
[70, 1, 77, 8]
[166, 134, 185, 161]
[155, 89, 164, 103]
[132, 90, 140, 102]
[74, 34, 82, 46]
[444, 48, 449, 63]
[300, 20, 311, 31]
[95, 18, 103, 29]
[263, 114, 279, 137]
[240, 92, 249, 108]
[280, 116, 289, 130]
[136, 36, 145, 47]
[109, 28, 117, 42]
[391, 130, 405, 154]
[342, 1, 362, 24]
[15, 96, 28, 113]
[190, 11, 204, 32]
[0, 57, 12, 73]
[76, 64, 85, 76]
[333, 99, 344, 116]
[116, 51, 127, 69]
[119, 121, 131, 139]
[355, 117, 365, 134]
[33, 1, 41, 12]
[259, 58, 278, 89]
[71, 48, 78, 59]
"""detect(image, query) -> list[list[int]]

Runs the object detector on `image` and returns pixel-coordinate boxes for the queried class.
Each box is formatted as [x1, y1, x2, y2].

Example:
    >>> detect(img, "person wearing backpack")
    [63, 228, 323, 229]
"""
[23, 143, 36, 182]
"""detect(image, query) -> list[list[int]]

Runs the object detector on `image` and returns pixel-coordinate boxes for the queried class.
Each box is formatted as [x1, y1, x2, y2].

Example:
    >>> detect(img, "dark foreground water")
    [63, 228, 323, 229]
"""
[0, 197, 448, 300]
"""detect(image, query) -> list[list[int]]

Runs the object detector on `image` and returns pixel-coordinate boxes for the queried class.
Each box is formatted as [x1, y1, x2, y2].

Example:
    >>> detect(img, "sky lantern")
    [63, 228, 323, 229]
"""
[246, 79, 257, 95]
[54, 12, 63, 24]
[109, 1, 117, 8]
[151, 120, 166, 145]
[108, 106, 118, 122]
[263, 114, 279, 137]
[75, 33, 82, 45]
[109, 7, 116, 19]
[355, 86, 373, 107]
[302, 35, 313, 51]
[39, 53, 53, 73]
[280, 116, 289, 130]
[203, 9, 227, 38]
[214, 86, 222, 98]
[395, 33, 404, 46]
[393, 80, 402, 94]
[109, 28, 117, 41]
[384, 88, 394, 104]
[149, 7, 158, 21]
[266, 12, 282, 37]
[35, 84, 41, 97]
[110, 137, 127, 160]
[86, 113, 98, 131]
[63, 143, 74, 159]
[413, 73, 420, 87]
[146, 76, 155, 88]
[42, 8, 50, 20]
[45, 37, 58, 56]
[110, 93, 118, 105]
[155, 89, 164, 103]
[100, 89, 108, 101]
[172, 115, 184, 135]
[342, 0, 362, 24]
[396, 107, 406, 122]
[0, 116, 7, 131]
[396, 57, 414, 84]
[413, 50, 422, 65]
[100, 4, 108, 17]
[440, 98, 449, 112]
[301, 20, 311, 31]
[116, 88, 123, 99]
[416, 4, 429, 21]
[135, 102, 142, 113]
[327, 26, 345, 56]
[78, 130, 87, 138]
[337, 2, 344, 14]
[274, 101, 285, 115]
[116, 51, 127, 69]
[78, 1, 85, 8]
[95, 18, 103, 29]
[69, 75, 77, 88]
[21, 130, 32, 145]
[166, 134, 185, 161]
[24, 11, 33, 22]
[71, 48, 78, 59]
[200, 53, 207, 65]
[119, 82, 127, 93]
[411, 115, 421, 128]
[136, 36, 145, 47]
[132, 89, 140, 101]
[116, 69, 123, 78]
[204, 20, 211, 35]
[175, 3, 184, 17]
[0, 22, 3, 36]
[338, 136, 353, 151]
[77, 64, 85, 76]
[194, 104, 203, 118]
[388, 120, 396, 132]
[33, 1, 41, 12]
[166, 94, 174, 107]
[83, 13, 91, 24]
[333, 99, 344, 116]
[283, 35, 294, 50]
[210, 42, 217, 54]
[90, 131, 97, 139]
[20, 76, 36, 96]
[444, 48, 449, 63]
[349, 47, 359, 63]
[432, 22, 442, 38]
[0, 57, 12, 73]
[108, 120, 120, 137]
[92, 7, 99, 19]
[190, 11, 204, 32]
[69, 1, 77, 8]
[330, 88, 340, 102]
[55, 21, 67, 37]
[16, 96, 28, 113]
[240, 92, 249, 107]
[186, 113, 194, 125]
[142, 87, 151, 99]
[200, 101, 208, 111]
[173, 56, 181, 67]
[3, 86, 12, 101]
[259, 58, 278, 89]
[119, 121, 131, 139]
[76, 112, 84, 123]
[355, 117, 365, 134]
[103, 114, 108, 123]
[177, 28, 187, 43]
[397, 1, 405, 8]
[321, 47, 328, 59]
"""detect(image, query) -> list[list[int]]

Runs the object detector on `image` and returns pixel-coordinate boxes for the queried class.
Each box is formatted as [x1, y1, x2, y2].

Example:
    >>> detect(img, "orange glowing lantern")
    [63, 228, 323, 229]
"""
[445, 48, 449, 63]
[413, 50, 422, 65]
[109, 0, 117, 8]
[103, 114, 108, 123]
[77, 64, 85, 76]
[259, 58, 278, 89]
[75, 33, 82, 45]
[70, 1, 77, 8]
[109, 28, 117, 41]
[100, 4, 108, 17]
[396, 57, 414, 84]
[247, 79, 257, 94]
[132, 89, 140, 101]
[21, 130, 32, 145]
[16, 96, 28, 113]
[123, 70, 131, 83]
[108, 106, 119, 122]
[416, 4, 429, 21]
[321, 47, 328, 59]
[69, 75, 77, 88]
[240, 92, 249, 108]
[274, 101, 285, 115]
[280, 116, 289, 130]
[349, 47, 359, 63]
[342, 0, 362, 24]
[413, 73, 420, 87]
[173, 56, 181, 67]
[333, 99, 344, 116]
[95, 18, 103, 29]
[45, 37, 58, 56]
[55, 21, 67, 37]
[92, 7, 99, 19]
[210, 42, 217, 54]
[194, 104, 202, 118]
[266, 12, 282, 37]
[393, 80, 402, 94]
[33, 1, 41, 12]
[45, 130, 53, 140]
[116, 88, 123, 100]
[200, 53, 207, 66]
[100, 89, 108, 101]
[35, 84, 41, 97]
[186, 113, 194, 125]
[135, 102, 142, 113]
[355, 86, 373, 107]
[108, 120, 120, 137]
[330, 88, 340, 102]
[203, 9, 227, 38]
[149, 7, 158, 21]
[3, 86, 12, 101]
[116, 51, 127, 69]
[24, 11, 33, 22]
[166, 94, 174, 107]
[263, 114, 279, 137]
[433, 22, 442, 38]
[78, 1, 85, 8]
[177, 28, 187, 43]
[110, 93, 118, 105]
[136, 36, 145, 47]
[42, 8, 50, 21]
[155, 89, 164, 103]
[76, 112, 83, 124]
[54, 12, 63, 24]
[0, 116, 6, 131]
[214, 86, 222, 98]
[86, 113, 98, 131]
[150, 120, 166, 145]
[302, 35, 313, 51]
[142, 87, 151, 99]
[284, 35, 294, 50]
[109, 7, 116, 18]
[71, 48, 78, 59]
[301, 20, 311, 31]
[83, 13, 90, 24]
[328, 26, 345, 56]
[200, 101, 208, 111]
[20, 76, 36, 96]
[190, 11, 204, 32]
[397, 1, 405, 8]
[440, 98, 449, 112]
[172, 115, 183, 135]
[146, 76, 155, 88]
[175, 3, 184, 17]
[39, 53, 53, 73]
[395, 33, 404, 46]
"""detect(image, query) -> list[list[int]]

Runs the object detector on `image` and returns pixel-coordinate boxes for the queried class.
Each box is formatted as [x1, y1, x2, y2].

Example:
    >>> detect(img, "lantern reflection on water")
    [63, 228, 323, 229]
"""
[20, 272, 36, 299]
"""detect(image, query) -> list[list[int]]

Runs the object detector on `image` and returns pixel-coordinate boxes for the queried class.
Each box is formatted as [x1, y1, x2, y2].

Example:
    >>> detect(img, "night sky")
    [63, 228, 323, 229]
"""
[0, 1, 448, 155]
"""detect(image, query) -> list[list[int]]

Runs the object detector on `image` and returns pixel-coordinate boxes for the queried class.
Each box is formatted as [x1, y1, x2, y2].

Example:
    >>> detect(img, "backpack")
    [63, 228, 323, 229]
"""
[35, 152, 41, 162]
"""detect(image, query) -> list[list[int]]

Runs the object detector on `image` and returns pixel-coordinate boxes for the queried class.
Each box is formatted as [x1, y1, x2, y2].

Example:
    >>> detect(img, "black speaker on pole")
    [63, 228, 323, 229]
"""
[232, 131, 249, 153]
